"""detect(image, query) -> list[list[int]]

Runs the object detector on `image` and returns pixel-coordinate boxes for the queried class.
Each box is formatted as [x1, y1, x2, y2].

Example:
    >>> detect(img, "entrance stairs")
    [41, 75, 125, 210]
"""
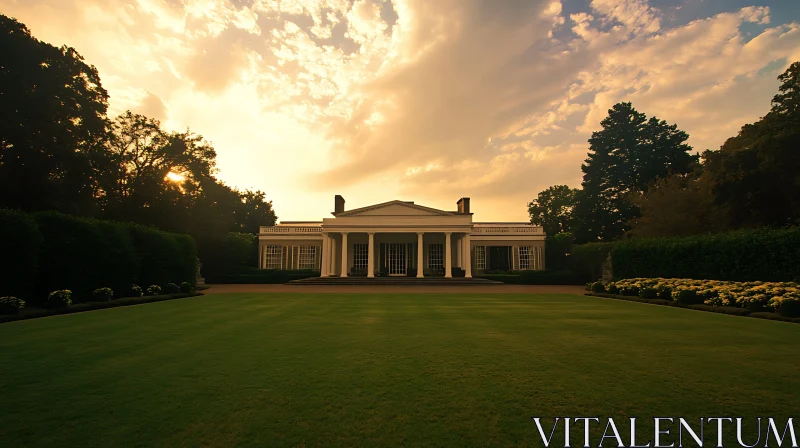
[286, 276, 503, 286]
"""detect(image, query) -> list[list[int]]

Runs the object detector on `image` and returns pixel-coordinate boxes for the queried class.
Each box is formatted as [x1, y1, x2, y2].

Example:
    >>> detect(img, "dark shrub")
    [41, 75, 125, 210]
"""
[179, 282, 193, 293]
[546, 233, 573, 272]
[0, 209, 41, 302]
[606, 283, 620, 294]
[0, 296, 25, 315]
[165, 283, 180, 294]
[778, 299, 800, 318]
[675, 289, 701, 305]
[146, 285, 162, 296]
[619, 285, 640, 297]
[590, 281, 606, 293]
[46, 290, 72, 308]
[92, 287, 113, 302]
[639, 287, 658, 299]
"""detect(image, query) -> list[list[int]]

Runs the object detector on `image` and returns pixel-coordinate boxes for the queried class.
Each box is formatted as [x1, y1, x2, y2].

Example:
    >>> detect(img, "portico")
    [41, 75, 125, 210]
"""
[258, 196, 545, 278]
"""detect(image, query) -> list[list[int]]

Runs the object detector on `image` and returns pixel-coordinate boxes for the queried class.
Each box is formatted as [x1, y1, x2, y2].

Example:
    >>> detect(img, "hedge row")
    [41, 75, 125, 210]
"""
[569, 226, 800, 283]
[611, 227, 800, 282]
[0, 209, 197, 305]
[196, 232, 257, 279]
[205, 268, 318, 284]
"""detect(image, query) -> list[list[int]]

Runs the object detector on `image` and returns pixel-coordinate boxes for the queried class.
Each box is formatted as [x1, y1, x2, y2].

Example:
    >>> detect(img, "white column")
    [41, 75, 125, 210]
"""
[464, 233, 472, 278]
[321, 234, 329, 277]
[417, 232, 424, 278]
[330, 237, 337, 276]
[367, 233, 375, 278]
[444, 232, 452, 278]
[456, 235, 462, 268]
[259, 243, 264, 269]
[340, 232, 348, 277]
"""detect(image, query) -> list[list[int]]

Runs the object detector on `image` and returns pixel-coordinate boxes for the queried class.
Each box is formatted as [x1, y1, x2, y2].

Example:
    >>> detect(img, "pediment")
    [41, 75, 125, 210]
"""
[335, 200, 454, 217]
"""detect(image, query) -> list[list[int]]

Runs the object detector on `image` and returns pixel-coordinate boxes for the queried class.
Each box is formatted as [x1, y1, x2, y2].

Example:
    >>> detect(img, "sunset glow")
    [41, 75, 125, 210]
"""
[5, 0, 799, 220]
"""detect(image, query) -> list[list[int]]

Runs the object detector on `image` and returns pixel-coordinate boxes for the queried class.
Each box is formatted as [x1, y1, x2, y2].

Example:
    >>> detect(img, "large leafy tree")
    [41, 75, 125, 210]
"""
[702, 62, 800, 228]
[627, 172, 729, 238]
[572, 102, 698, 242]
[527, 185, 579, 236]
[0, 14, 109, 215]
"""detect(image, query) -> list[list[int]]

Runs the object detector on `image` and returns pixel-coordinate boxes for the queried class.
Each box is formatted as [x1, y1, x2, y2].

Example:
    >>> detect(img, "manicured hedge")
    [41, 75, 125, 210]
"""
[0, 209, 197, 305]
[0, 209, 41, 300]
[206, 268, 318, 284]
[611, 227, 800, 282]
[568, 242, 614, 282]
[129, 224, 196, 289]
[196, 232, 256, 279]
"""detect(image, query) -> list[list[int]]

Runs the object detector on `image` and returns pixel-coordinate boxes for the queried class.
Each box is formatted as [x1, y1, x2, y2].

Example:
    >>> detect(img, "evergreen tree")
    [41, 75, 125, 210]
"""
[573, 102, 697, 242]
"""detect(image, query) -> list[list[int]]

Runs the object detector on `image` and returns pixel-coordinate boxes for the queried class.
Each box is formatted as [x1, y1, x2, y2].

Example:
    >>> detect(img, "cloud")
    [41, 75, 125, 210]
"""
[3, 0, 800, 221]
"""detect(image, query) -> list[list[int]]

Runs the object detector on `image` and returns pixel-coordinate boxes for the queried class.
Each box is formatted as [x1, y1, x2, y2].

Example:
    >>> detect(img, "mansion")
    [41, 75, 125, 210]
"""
[258, 196, 546, 278]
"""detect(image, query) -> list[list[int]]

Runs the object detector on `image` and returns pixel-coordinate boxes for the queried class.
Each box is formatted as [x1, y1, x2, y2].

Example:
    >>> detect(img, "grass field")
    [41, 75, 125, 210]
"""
[1, 293, 798, 447]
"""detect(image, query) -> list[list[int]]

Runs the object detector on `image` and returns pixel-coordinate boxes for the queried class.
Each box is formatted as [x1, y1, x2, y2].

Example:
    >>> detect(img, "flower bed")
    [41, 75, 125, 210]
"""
[588, 278, 800, 317]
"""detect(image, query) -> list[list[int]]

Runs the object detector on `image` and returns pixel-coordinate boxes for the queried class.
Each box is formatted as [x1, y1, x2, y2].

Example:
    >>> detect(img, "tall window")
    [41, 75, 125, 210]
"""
[428, 243, 443, 271]
[265, 245, 282, 269]
[298, 246, 317, 270]
[519, 246, 531, 270]
[475, 246, 486, 270]
[353, 243, 368, 271]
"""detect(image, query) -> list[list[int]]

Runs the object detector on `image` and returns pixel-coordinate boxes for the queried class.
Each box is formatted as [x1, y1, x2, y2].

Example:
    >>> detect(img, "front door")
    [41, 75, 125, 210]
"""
[387, 243, 407, 276]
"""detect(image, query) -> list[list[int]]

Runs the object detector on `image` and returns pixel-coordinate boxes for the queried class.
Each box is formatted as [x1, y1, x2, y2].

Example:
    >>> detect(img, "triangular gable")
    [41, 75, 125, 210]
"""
[334, 200, 455, 217]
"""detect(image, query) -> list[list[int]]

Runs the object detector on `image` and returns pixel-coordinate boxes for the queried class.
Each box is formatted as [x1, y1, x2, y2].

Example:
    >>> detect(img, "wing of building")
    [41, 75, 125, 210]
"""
[258, 196, 546, 278]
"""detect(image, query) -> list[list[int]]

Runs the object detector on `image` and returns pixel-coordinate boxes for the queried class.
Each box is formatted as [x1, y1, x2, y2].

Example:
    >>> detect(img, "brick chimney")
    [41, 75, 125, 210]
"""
[334, 195, 345, 214]
[457, 197, 470, 214]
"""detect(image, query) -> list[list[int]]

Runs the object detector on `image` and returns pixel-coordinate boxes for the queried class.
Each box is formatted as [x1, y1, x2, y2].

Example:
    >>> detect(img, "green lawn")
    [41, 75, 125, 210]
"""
[1, 293, 798, 447]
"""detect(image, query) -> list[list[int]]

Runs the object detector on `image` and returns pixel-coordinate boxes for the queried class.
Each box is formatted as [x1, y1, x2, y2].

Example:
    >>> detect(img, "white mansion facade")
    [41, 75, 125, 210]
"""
[258, 196, 546, 278]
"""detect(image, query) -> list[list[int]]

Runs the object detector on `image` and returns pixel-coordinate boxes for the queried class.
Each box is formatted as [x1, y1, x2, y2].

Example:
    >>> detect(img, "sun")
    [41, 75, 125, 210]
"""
[165, 172, 185, 182]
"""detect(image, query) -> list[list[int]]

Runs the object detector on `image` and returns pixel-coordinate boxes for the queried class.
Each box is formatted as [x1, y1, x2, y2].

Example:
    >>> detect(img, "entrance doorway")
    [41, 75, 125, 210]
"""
[488, 246, 511, 271]
[387, 243, 407, 276]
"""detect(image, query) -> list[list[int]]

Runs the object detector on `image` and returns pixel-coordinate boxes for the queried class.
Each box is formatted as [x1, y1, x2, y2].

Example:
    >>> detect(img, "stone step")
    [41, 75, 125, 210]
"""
[286, 277, 503, 286]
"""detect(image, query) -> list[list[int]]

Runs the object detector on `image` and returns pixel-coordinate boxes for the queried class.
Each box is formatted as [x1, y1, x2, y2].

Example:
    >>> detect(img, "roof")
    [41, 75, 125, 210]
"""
[333, 199, 462, 217]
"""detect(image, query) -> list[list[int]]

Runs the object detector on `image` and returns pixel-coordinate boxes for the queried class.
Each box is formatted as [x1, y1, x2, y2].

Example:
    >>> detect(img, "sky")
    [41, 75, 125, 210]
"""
[3, 0, 800, 222]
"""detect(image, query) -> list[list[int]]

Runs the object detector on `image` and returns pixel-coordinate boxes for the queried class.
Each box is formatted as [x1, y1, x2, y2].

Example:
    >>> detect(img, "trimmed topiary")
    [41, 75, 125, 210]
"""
[92, 287, 114, 302]
[590, 281, 606, 293]
[164, 282, 180, 294]
[639, 287, 658, 300]
[146, 285, 162, 296]
[674, 289, 701, 305]
[0, 296, 25, 315]
[179, 281, 193, 293]
[130, 284, 143, 297]
[46, 290, 72, 309]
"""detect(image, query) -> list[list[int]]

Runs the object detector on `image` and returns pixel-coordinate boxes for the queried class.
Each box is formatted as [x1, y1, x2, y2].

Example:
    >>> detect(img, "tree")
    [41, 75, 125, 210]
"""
[97, 111, 218, 232]
[702, 62, 800, 228]
[572, 102, 698, 243]
[627, 172, 729, 238]
[0, 14, 109, 215]
[527, 185, 579, 236]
